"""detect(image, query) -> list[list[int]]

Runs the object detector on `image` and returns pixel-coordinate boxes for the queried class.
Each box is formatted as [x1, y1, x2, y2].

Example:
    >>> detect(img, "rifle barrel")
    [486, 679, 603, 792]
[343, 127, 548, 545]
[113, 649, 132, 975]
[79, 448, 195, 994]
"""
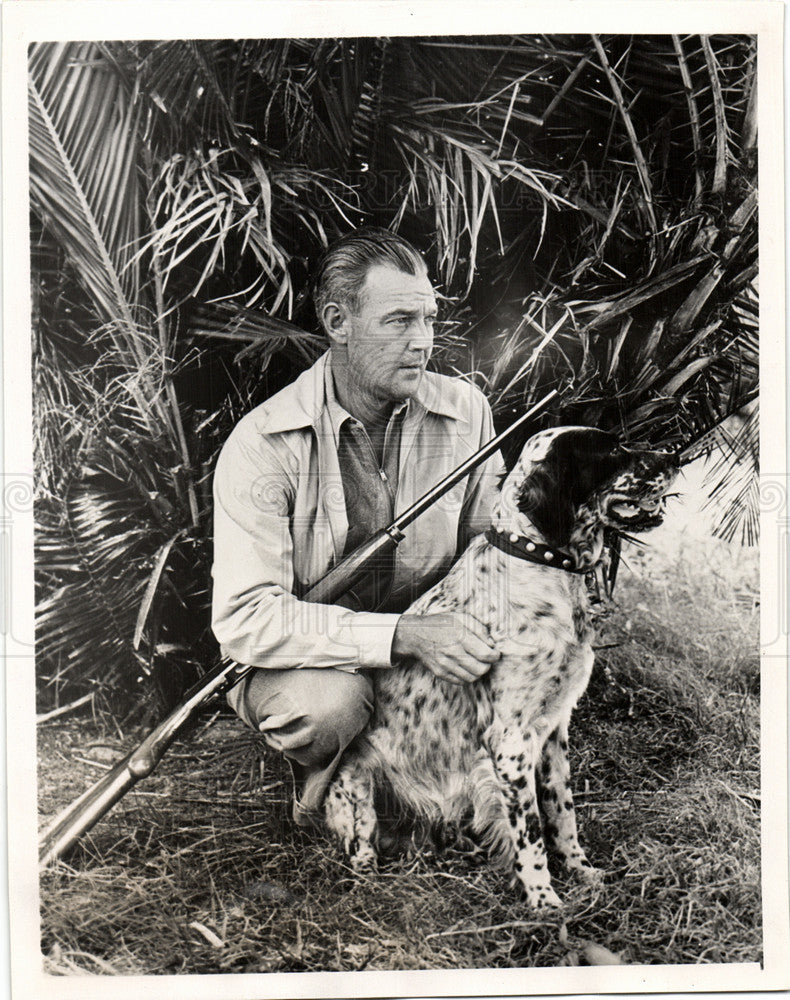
[300, 389, 558, 605]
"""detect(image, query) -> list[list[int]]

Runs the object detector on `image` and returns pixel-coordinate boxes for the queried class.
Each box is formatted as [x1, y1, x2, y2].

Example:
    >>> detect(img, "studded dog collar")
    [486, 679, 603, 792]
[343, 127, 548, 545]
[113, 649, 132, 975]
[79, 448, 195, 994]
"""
[485, 526, 587, 574]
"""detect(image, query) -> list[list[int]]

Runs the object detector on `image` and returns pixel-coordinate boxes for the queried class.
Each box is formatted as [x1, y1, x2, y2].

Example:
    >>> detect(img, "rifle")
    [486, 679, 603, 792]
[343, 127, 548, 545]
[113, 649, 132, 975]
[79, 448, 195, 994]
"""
[39, 389, 558, 867]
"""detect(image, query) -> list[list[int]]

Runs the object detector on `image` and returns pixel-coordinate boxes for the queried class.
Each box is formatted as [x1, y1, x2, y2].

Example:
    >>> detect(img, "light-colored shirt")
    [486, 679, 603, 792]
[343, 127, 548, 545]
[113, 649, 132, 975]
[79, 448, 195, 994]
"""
[211, 351, 505, 672]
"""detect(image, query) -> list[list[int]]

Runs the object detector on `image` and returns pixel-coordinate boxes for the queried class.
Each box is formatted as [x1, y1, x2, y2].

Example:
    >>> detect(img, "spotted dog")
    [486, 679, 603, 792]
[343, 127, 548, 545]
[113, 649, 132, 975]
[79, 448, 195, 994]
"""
[324, 427, 678, 909]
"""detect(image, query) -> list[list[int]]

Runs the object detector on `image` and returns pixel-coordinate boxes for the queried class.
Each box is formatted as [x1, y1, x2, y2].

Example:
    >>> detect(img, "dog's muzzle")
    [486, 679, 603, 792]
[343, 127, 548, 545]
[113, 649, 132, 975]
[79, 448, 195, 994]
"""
[603, 451, 679, 530]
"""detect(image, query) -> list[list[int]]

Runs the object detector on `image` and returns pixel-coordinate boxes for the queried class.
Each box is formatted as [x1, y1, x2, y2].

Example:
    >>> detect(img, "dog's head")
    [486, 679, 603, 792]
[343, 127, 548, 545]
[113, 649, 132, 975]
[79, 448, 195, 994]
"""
[495, 426, 679, 565]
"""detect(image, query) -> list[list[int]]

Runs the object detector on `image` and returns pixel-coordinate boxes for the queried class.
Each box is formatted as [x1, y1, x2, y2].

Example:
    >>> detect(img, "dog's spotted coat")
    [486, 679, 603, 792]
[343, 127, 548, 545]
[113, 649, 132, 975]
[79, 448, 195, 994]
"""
[325, 427, 678, 909]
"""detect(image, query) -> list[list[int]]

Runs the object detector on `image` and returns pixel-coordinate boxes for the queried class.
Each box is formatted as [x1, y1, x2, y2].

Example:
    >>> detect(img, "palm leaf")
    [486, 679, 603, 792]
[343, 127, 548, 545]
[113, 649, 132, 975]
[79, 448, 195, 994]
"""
[699, 404, 759, 545]
[28, 42, 182, 446]
[190, 302, 326, 368]
[101, 40, 247, 149]
[29, 43, 142, 334]
[35, 430, 200, 708]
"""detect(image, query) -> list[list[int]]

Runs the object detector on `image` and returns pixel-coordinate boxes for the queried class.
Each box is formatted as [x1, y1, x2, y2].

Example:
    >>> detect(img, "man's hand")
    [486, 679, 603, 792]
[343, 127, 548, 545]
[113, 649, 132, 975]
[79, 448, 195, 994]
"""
[391, 612, 500, 685]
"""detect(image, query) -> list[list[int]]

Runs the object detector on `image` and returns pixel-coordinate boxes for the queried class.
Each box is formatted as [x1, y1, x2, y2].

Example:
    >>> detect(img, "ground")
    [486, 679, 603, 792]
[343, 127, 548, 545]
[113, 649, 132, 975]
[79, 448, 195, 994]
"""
[37, 468, 760, 974]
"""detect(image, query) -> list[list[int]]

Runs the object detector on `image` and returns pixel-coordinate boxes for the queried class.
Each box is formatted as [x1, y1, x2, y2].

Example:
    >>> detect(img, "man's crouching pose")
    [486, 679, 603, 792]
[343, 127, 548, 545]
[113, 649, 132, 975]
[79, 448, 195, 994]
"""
[211, 228, 504, 827]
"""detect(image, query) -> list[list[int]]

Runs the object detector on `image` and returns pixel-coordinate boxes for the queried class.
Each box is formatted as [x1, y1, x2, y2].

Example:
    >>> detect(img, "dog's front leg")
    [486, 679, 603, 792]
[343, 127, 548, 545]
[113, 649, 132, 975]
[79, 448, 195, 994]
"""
[537, 719, 601, 883]
[486, 725, 562, 910]
[324, 755, 378, 871]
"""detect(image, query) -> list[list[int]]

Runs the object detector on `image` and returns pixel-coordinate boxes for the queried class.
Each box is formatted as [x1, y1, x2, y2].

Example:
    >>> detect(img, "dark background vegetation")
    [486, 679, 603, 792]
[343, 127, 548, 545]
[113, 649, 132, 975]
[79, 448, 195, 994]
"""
[31, 35, 758, 718]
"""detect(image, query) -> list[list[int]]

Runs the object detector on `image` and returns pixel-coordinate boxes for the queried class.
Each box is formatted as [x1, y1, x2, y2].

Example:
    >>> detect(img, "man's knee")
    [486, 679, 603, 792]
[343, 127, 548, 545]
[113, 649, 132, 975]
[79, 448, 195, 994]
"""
[300, 670, 374, 757]
[240, 668, 373, 763]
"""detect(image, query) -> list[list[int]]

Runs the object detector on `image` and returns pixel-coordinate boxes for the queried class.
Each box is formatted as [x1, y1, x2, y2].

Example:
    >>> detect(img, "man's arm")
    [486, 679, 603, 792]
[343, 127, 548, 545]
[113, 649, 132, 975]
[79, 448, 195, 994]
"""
[211, 424, 401, 671]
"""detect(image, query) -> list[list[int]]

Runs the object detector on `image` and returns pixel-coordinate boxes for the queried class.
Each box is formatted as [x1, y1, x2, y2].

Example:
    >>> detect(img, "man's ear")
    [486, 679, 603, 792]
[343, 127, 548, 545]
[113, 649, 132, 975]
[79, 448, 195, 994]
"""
[322, 302, 350, 346]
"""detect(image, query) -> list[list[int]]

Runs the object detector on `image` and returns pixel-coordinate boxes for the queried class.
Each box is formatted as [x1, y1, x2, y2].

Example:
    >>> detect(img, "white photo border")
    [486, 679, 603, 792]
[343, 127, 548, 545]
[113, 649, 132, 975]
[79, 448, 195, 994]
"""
[2, 2, 787, 998]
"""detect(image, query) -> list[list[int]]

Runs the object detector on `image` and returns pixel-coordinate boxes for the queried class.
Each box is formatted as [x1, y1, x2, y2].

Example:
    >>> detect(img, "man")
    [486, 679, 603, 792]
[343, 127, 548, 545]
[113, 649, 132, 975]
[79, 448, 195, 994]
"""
[212, 228, 504, 827]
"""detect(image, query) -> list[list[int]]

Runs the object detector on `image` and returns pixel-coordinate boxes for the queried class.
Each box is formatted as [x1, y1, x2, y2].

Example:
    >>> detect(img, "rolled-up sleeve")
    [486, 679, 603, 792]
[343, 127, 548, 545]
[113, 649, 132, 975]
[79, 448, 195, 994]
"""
[211, 426, 400, 671]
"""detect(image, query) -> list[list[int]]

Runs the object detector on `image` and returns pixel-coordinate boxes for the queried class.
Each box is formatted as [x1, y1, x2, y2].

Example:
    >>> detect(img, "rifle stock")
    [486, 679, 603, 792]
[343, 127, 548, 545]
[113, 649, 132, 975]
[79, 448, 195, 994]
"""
[38, 388, 557, 867]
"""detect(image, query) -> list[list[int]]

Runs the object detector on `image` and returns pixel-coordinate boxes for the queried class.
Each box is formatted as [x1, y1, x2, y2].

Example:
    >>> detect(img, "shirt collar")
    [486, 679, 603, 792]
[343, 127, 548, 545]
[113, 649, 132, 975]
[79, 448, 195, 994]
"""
[415, 366, 466, 421]
[258, 351, 465, 435]
[324, 359, 410, 447]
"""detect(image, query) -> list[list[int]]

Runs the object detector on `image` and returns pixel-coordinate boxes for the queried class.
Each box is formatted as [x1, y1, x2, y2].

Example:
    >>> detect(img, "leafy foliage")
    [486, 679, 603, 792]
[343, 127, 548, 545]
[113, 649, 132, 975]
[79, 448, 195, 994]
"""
[30, 35, 758, 713]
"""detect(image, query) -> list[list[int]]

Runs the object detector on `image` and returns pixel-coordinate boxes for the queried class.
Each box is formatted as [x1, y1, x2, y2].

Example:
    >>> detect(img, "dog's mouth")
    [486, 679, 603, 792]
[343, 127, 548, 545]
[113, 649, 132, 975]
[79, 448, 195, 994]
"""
[604, 491, 675, 530]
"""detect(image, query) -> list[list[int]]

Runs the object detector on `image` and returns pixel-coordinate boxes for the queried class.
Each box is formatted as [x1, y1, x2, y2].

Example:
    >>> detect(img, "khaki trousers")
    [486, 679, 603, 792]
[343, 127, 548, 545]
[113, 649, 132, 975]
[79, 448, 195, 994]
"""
[227, 668, 374, 825]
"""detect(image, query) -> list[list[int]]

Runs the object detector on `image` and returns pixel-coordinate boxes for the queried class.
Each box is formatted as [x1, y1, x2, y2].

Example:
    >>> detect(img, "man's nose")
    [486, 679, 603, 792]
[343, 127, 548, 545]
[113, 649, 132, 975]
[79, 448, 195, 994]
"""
[408, 318, 433, 351]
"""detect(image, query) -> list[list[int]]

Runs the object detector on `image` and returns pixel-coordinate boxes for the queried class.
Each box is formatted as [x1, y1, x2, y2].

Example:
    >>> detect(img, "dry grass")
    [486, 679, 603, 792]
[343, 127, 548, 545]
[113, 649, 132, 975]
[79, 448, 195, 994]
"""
[38, 523, 760, 975]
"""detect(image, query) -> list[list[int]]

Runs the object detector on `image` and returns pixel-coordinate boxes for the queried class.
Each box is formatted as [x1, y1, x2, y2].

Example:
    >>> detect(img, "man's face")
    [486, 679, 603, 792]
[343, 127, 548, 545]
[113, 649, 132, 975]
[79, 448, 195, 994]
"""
[335, 263, 437, 404]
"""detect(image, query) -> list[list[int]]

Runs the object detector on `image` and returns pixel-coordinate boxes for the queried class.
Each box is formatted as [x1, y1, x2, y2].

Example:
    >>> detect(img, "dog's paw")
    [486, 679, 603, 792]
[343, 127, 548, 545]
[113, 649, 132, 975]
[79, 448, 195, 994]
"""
[349, 843, 378, 872]
[526, 885, 563, 911]
[567, 859, 604, 886]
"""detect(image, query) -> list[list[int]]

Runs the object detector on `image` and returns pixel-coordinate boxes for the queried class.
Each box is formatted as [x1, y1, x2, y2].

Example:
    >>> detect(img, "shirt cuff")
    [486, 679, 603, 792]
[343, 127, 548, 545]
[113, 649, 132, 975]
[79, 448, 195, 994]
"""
[346, 612, 402, 669]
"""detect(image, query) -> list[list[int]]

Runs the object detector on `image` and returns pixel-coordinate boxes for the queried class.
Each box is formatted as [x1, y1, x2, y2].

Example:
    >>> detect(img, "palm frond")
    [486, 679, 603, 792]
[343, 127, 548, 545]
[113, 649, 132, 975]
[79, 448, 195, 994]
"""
[140, 148, 291, 309]
[28, 42, 184, 446]
[102, 40, 246, 149]
[29, 43, 142, 332]
[699, 404, 759, 545]
[35, 426, 205, 711]
[190, 302, 326, 368]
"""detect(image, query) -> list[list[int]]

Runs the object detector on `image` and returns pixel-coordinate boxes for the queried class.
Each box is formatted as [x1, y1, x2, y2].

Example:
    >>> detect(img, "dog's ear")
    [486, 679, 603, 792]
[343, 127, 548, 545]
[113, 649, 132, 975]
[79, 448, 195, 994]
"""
[517, 460, 577, 548]
[517, 428, 622, 546]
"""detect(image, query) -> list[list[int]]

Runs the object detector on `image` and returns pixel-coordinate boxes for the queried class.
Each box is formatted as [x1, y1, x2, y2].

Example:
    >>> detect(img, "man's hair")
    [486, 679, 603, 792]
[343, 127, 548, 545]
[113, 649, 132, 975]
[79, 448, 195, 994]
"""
[313, 227, 428, 323]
